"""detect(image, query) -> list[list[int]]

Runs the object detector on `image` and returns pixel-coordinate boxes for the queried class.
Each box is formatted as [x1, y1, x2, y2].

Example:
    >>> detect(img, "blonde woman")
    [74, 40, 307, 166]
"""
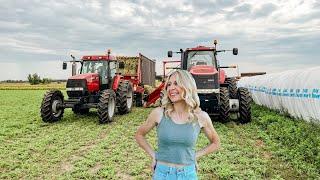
[135, 70, 220, 179]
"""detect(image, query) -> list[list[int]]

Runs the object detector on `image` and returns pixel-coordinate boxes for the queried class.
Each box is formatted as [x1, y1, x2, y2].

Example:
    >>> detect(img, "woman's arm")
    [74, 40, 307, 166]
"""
[196, 112, 220, 159]
[135, 107, 162, 159]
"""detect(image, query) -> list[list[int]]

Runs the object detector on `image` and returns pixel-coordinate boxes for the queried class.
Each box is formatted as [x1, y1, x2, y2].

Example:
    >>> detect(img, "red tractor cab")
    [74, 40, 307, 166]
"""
[40, 50, 133, 124]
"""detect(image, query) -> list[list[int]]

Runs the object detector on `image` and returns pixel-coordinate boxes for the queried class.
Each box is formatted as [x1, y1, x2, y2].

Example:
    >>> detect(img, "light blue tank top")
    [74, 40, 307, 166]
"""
[155, 113, 201, 165]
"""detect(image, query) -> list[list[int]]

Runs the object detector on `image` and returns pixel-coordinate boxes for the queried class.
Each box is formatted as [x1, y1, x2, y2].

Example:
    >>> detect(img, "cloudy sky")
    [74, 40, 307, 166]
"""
[0, 0, 319, 81]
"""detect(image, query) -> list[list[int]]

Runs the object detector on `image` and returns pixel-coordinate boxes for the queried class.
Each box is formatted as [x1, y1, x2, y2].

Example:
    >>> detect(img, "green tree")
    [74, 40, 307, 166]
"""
[42, 78, 52, 84]
[27, 73, 41, 85]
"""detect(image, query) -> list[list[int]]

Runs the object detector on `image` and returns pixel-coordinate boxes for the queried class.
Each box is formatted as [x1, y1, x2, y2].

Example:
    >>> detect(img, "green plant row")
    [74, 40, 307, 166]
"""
[0, 90, 319, 179]
[252, 104, 320, 177]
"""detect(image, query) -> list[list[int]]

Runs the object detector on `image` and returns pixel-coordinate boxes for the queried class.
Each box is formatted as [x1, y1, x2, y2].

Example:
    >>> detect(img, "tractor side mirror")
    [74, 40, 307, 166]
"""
[119, 62, 125, 69]
[63, 62, 67, 70]
[168, 51, 173, 57]
[233, 48, 238, 55]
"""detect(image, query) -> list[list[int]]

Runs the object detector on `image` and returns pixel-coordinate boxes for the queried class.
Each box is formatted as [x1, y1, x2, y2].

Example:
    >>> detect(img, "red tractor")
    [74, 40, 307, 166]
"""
[170, 41, 251, 123]
[147, 40, 252, 123]
[40, 50, 133, 124]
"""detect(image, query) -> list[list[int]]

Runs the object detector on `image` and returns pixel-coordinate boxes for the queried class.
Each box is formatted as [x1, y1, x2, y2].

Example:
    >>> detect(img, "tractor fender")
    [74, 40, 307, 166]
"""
[112, 75, 122, 91]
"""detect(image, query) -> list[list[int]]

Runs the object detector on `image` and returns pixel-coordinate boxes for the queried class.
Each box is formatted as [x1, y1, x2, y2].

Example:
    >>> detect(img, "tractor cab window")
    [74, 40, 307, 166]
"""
[186, 51, 216, 70]
[81, 61, 109, 84]
[81, 61, 108, 74]
[110, 61, 116, 77]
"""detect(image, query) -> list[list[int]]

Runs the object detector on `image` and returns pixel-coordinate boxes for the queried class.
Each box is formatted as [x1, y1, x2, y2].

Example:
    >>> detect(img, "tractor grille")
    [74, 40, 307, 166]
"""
[192, 74, 219, 89]
[67, 91, 85, 97]
[66, 79, 87, 97]
[66, 79, 87, 88]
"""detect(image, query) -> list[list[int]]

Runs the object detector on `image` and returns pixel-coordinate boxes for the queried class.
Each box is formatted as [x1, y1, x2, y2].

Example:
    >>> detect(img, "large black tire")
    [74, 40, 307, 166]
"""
[72, 106, 89, 115]
[116, 81, 133, 114]
[219, 87, 230, 123]
[225, 77, 238, 99]
[238, 87, 252, 123]
[98, 89, 116, 124]
[40, 90, 64, 123]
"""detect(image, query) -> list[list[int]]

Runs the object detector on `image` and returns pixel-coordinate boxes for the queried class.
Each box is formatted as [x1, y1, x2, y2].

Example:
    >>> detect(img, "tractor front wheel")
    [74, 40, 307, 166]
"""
[219, 87, 230, 123]
[238, 87, 252, 123]
[98, 89, 116, 124]
[40, 90, 64, 123]
[225, 77, 238, 99]
[117, 81, 133, 114]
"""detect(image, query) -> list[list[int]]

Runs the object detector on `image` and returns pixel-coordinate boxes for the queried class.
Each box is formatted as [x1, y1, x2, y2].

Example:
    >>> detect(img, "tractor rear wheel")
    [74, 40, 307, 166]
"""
[238, 87, 252, 123]
[98, 89, 116, 124]
[117, 81, 133, 114]
[40, 90, 64, 123]
[225, 77, 238, 99]
[219, 87, 230, 123]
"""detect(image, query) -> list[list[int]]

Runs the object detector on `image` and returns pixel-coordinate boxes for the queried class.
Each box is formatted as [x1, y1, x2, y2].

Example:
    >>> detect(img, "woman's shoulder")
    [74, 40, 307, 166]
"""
[151, 107, 164, 115]
[194, 110, 211, 128]
[149, 107, 165, 124]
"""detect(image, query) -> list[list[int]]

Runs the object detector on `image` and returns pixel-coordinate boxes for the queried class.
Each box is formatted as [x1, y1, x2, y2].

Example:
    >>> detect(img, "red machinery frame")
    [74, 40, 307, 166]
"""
[145, 60, 181, 107]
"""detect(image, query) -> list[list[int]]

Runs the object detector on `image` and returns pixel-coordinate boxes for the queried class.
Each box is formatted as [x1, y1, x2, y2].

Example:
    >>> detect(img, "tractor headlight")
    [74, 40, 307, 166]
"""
[197, 89, 219, 94]
[66, 87, 84, 91]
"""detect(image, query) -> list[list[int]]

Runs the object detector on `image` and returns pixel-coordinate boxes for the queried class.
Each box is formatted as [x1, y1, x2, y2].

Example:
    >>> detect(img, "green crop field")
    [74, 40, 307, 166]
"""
[0, 90, 319, 179]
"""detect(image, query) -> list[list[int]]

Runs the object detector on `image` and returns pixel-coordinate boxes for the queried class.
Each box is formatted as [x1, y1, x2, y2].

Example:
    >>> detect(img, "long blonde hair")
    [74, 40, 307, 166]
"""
[161, 70, 201, 122]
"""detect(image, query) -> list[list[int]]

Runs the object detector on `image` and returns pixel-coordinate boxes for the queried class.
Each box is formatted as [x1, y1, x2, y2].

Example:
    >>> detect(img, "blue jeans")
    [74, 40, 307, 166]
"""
[152, 162, 198, 180]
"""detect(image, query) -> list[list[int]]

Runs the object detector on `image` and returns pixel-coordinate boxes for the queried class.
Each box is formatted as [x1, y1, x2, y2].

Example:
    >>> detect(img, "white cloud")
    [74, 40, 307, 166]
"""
[109, 1, 136, 18]
[0, 63, 22, 80]
[0, 20, 30, 30]
[88, 0, 102, 10]
[0, 37, 57, 54]
[0, 0, 319, 80]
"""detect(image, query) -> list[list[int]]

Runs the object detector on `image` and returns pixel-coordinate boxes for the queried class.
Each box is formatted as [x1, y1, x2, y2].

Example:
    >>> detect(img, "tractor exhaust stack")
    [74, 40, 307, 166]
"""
[71, 55, 77, 76]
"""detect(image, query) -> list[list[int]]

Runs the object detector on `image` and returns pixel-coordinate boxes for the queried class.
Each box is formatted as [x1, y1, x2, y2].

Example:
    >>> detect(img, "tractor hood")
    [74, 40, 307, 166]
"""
[189, 65, 218, 75]
[67, 73, 100, 93]
[68, 73, 99, 81]
[189, 65, 226, 88]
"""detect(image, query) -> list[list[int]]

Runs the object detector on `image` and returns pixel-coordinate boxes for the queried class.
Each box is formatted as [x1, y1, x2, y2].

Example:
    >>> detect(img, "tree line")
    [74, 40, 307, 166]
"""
[0, 74, 67, 84]
[27, 73, 52, 85]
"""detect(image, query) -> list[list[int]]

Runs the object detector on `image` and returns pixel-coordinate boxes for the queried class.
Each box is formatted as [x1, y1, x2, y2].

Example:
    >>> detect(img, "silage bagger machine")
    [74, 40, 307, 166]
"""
[116, 54, 155, 107]
[40, 50, 133, 124]
[146, 40, 252, 123]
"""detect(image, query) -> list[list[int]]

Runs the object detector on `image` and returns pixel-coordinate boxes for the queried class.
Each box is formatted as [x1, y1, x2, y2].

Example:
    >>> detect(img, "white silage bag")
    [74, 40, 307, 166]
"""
[238, 66, 320, 123]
